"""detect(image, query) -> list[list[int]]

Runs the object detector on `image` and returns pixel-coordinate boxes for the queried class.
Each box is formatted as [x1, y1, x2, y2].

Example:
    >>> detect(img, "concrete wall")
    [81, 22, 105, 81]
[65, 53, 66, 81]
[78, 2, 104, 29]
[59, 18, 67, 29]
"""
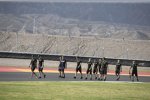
[0, 51, 149, 67]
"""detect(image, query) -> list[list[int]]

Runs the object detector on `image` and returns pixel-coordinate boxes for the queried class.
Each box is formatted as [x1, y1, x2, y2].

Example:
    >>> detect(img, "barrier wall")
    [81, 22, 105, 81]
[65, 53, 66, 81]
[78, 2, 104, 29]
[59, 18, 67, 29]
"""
[0, 51, 150, 67]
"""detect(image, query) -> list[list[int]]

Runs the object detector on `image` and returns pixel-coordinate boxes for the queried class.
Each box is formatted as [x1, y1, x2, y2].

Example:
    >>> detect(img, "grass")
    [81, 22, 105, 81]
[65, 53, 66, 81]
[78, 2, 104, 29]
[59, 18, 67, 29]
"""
[0, 82, 150, 100]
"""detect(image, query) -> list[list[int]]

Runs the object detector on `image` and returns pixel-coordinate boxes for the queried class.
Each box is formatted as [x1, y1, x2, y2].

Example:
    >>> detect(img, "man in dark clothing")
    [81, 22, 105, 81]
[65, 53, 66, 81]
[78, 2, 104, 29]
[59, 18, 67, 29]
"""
[98, 58, 102, 80]
[58, 57, 62, 77]
[29, 56, 38, 79]
[58, 56, 67, 78]
[74, 56, 83, 79]
[38, 56, 46, 78]
[85, 58, 93, 80]
[93, 59, 99, 79]
[115, 60, 122, 81]
[99, 57, 108, 81]
[129, 61, 139, 82]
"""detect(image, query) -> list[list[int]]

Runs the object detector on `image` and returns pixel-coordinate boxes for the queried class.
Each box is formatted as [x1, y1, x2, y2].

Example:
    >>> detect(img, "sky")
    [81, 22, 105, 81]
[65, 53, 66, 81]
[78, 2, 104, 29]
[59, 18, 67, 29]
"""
[0, 0, 150, 3]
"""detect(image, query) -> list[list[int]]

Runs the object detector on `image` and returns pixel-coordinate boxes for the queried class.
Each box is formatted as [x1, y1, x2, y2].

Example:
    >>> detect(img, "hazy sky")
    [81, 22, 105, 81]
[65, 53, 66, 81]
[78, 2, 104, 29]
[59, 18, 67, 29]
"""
[0, 0, 150, 3]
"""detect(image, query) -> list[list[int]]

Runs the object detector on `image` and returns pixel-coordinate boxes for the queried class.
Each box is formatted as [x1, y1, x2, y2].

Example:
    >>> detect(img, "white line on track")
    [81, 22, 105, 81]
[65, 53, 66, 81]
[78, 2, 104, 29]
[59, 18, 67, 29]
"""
[48, 81, 145, 83]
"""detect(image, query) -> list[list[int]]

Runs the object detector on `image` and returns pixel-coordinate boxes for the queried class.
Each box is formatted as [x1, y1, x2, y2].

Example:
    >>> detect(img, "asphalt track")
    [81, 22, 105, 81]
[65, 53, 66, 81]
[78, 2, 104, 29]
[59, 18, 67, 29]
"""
[0, 66, 150, 82]
[0, 72, 150, 82]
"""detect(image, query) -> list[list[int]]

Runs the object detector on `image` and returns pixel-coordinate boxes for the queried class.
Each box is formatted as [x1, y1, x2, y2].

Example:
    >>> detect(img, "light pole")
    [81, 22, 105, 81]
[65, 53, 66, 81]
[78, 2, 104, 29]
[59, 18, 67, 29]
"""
[16, 32, 18, 52]
[102, 47, 105, 57]
[55, 36, 58, 54]
[122, 38, 125, 59]
[68, 28, 71, 55]
[126, 48, 128, 59]
[101, 38, 105, 57]
[42, 31, 44, 53]
[33, 17, 36, 34]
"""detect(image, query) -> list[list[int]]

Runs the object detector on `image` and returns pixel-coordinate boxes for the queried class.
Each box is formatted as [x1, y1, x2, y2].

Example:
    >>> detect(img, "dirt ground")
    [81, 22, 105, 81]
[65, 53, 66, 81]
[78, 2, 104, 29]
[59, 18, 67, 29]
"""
[1, 33, 150, 61]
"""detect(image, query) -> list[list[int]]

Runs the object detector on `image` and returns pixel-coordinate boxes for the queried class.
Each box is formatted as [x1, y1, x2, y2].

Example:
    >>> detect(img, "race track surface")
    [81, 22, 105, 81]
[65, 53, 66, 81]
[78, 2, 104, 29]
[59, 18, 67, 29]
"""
[0, 72, 150, 82]
[0, 66, 150, 82]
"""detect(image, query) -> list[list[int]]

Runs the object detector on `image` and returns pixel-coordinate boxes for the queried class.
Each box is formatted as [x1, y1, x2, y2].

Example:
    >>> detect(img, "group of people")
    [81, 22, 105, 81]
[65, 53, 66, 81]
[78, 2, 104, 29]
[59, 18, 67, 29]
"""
[74, 57, 139, 82]
[29, 56, 139, 82]
[29, 56, 46, 79]
[73, 57, 110, 81]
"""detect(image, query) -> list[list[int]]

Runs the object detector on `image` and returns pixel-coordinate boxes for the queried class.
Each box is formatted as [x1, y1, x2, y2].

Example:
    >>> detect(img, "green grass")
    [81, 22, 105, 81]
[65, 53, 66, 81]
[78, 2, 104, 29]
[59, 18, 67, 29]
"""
[0, 82, 150, 100]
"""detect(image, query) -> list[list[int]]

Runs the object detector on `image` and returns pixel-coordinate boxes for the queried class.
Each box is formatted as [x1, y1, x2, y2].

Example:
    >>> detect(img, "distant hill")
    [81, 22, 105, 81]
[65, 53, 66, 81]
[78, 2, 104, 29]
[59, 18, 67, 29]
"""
[0, 14, 150, 40]
[0, 2, 150, 40]
[0, 2, 150, 26]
